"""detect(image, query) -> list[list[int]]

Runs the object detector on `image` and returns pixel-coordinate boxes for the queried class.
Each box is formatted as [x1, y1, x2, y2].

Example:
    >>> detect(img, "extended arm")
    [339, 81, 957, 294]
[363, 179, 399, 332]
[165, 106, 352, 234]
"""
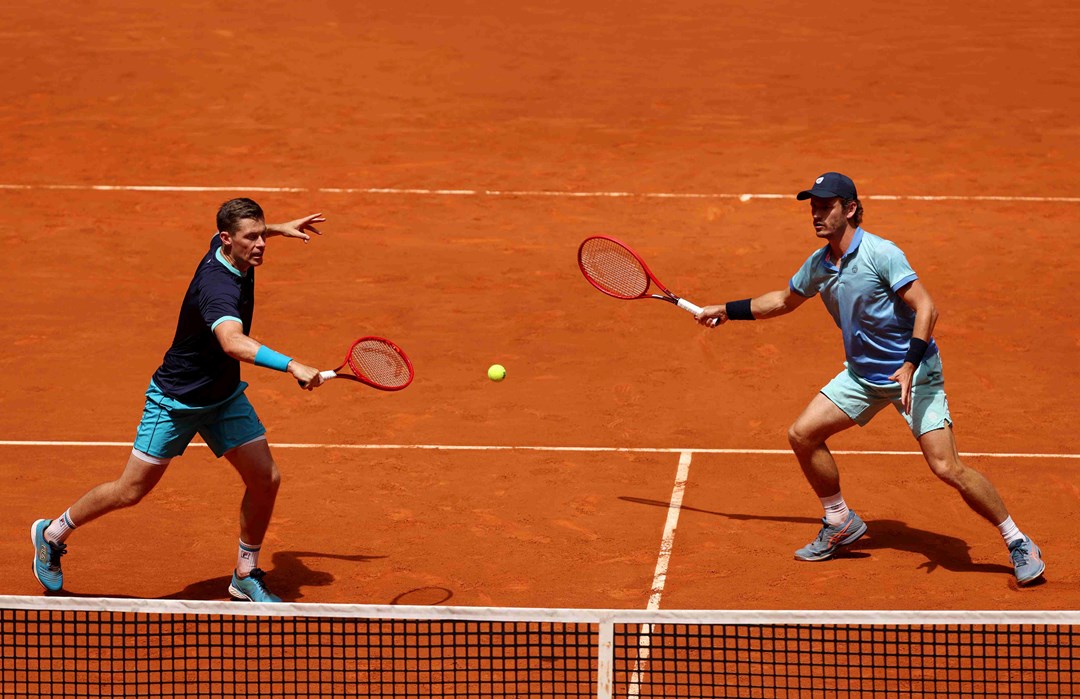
[265, 213, 326, 242]
[213, 320, 324, 390]
[695, 286, 810, 326]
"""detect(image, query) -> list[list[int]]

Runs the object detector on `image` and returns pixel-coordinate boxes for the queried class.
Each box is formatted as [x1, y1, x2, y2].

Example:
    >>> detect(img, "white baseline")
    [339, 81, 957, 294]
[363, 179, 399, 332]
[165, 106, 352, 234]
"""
[1, 183, 1079, 203]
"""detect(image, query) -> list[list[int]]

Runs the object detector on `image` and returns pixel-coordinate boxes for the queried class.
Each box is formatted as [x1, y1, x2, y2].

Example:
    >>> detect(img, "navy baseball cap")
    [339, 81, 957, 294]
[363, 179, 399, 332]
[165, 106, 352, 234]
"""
[796, 172, 858, 200]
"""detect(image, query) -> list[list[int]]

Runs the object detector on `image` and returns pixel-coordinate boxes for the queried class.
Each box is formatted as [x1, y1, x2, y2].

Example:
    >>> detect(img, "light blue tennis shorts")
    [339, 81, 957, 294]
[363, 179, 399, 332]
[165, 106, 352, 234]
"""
[821, 352, 951, 438]
[132, 381, 266, 460]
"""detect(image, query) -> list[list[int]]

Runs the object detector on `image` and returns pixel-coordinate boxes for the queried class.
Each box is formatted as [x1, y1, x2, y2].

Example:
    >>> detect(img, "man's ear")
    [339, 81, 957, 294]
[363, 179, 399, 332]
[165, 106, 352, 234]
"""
[845, 201, 858, 221]
[218, 229, 231, 246]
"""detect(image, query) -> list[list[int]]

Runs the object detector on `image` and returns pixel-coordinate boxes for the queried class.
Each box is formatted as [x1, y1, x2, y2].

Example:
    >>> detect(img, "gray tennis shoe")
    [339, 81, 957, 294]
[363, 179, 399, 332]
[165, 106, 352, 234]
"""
[1008, 536, 1045, 586]
[794, 511, 867, 561]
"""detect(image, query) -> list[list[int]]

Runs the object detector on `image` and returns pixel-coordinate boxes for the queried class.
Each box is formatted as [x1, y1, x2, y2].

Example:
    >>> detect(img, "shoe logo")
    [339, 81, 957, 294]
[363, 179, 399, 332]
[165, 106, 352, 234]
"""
[827, 520, 852, 546]
[38, 544, 48, 563]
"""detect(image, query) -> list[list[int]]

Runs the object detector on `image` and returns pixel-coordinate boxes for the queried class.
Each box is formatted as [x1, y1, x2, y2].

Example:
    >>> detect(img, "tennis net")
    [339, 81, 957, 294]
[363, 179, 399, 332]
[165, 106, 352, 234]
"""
[1, 596, 1077, 698]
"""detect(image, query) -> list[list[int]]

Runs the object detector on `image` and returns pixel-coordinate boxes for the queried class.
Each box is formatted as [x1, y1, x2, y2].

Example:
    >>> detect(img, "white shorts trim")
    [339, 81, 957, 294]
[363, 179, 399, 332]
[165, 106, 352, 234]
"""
[131, 448, 171, 466]
[225, 434, 268, 454]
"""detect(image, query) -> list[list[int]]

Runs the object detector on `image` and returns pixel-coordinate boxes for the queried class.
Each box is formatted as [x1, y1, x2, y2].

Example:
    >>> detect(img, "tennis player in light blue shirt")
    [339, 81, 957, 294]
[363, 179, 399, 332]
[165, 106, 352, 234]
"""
[695, 172, 1045, 586]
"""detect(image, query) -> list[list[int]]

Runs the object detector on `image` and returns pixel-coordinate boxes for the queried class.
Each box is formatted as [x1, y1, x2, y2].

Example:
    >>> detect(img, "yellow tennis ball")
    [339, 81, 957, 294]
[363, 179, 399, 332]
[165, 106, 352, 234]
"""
[487, 364, 506, 382]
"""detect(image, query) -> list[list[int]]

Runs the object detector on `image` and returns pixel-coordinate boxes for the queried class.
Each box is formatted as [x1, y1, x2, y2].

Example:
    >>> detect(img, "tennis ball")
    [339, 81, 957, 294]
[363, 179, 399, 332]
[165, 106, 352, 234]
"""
[487, 364, 506, 382]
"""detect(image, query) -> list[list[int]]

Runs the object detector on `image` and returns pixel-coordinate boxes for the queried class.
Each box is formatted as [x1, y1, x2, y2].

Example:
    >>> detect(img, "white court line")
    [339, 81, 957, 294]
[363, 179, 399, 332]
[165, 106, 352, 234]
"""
[1, 183, 1079, 203]
[627, 450, 693, 697]
[645, 450, 692, 611]
[0, 440, 1077, 459]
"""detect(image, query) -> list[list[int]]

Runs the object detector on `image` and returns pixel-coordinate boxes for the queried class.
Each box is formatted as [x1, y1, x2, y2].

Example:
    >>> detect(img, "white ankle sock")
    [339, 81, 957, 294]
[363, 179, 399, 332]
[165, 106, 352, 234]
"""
[237, 540, 261, 577]
[996, 516, 1024, 545]
[821, 493, 850, 526]
[45, 510, 77, 544]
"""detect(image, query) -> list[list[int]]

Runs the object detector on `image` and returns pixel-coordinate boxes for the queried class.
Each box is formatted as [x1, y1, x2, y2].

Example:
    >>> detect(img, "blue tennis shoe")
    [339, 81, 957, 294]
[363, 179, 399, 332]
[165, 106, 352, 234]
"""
[31, 519, 66, 592]
[229, 568, 282, 603]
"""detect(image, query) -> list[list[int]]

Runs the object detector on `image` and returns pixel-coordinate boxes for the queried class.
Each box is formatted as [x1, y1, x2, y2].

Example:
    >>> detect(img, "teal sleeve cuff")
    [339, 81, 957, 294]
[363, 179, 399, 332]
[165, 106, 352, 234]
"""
[254, 346, 292, 372]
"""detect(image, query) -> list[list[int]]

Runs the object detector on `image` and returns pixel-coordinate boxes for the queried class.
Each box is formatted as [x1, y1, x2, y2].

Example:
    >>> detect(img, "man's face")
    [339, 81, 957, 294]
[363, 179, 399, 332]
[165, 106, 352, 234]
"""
[808, 196, 851, 239]
[223, 218, 267, 269]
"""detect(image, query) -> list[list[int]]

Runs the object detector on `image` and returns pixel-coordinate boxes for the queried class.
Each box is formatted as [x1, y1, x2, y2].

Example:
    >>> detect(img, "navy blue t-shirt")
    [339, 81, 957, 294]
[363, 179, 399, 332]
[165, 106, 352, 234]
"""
[151, 236, 255, 405]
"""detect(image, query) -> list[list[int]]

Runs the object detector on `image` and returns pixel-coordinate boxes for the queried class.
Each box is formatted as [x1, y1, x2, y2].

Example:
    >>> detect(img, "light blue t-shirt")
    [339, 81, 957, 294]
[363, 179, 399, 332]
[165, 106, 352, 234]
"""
[789, 227, 938, 385]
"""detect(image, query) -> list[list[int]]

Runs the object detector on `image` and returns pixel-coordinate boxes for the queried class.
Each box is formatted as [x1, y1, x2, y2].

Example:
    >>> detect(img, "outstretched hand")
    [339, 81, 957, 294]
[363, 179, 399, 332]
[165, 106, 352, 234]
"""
[268, 213, 326, 243]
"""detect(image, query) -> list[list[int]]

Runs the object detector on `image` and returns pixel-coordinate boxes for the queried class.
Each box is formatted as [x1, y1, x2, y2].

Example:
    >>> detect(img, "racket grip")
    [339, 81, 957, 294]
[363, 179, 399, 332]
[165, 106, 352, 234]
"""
[297, 370, 338, 387]
[676, 298, 704, 315]
[676, 297, 721, 327]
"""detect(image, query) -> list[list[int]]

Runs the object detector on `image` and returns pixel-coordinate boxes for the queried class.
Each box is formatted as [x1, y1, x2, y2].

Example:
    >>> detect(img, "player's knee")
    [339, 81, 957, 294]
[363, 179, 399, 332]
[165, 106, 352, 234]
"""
[113, 481, 152, 508]
[257, 463, 282, 495]
[928, 457, 965, 488]
[787, 423, 815, 453]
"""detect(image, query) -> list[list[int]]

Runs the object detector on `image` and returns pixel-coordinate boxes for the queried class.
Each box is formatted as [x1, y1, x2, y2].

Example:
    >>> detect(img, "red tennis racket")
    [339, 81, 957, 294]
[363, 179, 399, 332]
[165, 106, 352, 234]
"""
[577, 235, 718, 325]
[308, 336, 414, 391]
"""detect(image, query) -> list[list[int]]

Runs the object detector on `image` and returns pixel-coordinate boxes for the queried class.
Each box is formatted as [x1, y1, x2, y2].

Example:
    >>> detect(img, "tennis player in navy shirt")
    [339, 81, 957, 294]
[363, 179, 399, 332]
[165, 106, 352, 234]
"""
[33, 198, 326, 602]
[696, 172, 1045, 586]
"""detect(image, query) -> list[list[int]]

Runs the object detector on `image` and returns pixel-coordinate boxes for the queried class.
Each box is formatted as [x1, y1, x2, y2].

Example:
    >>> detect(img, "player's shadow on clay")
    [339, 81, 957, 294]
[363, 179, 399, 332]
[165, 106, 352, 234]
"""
[161, 550, 387, 601]
[50, 550, 385, 601]
[620, 497, 1013, 577]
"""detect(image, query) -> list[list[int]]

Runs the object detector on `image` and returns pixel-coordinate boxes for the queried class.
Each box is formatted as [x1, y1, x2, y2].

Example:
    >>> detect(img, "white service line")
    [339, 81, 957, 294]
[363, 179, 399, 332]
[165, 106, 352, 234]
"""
[627, 450, 693, 697]
[0, 440, 1077, 459]
[1, 183, 1078, 203]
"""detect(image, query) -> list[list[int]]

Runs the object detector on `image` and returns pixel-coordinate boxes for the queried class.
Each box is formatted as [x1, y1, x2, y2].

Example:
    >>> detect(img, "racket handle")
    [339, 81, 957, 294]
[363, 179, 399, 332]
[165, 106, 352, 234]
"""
[676, 297, 721, 327]
[675, 298, 703, 315]
[297, 370, 338, 387]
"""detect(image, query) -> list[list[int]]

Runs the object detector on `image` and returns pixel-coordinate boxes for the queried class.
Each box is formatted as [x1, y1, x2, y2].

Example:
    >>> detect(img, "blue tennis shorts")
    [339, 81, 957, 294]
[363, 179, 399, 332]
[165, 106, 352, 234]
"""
[132, 381, 266, 460]
[821, 352, 951, 438]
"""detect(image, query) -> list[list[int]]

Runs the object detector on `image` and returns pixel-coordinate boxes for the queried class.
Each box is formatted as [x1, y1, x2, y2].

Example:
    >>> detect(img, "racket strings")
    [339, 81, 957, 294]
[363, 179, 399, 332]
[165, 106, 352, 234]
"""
[579, 238, 650, 298]
[349, 340, 412, 389]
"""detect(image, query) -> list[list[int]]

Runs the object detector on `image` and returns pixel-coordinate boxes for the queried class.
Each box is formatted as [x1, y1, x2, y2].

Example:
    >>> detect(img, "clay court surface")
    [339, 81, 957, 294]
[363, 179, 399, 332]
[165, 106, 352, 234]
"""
[1, 0, 1079, 612]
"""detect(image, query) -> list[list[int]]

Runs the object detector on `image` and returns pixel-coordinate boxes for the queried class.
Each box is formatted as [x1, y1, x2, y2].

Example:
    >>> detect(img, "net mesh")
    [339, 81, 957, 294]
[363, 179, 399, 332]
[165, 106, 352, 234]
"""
[2, 599, 1077, 698]
[616, 621, 1079, 698]
[578, 237, 650, 299]
[349, 339, 412, 389]
[1, 607, 595, 698]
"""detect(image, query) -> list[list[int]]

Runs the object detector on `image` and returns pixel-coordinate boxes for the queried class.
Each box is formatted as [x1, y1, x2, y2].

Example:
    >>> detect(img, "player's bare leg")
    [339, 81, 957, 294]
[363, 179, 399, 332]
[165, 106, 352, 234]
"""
[224, 438, 281, 547]
[69, 453, 170, 525]
[917, 425, 1007, 524]
[788, 393, 866, 560]
[918, 424, 1044, 584]
[224, 437, 282, 601]
[787, 393, 857, 497]
[32, 453, 168, 591]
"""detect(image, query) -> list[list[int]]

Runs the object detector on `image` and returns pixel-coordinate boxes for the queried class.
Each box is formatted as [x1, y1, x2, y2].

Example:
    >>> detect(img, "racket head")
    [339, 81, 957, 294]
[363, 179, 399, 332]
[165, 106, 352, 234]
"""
[577, 235, 657, 300]
[345, 336, 415, 391]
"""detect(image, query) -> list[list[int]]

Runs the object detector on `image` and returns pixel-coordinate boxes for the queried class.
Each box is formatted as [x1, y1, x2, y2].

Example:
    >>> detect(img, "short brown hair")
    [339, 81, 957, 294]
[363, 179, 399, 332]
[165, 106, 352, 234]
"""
[216, 198, 264, 233]
[842, 197, 864, 227]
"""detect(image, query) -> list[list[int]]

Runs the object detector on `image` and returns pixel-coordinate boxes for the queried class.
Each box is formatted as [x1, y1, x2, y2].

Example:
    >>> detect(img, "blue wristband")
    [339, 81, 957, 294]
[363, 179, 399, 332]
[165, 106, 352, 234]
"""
[254, 346, 292, 372]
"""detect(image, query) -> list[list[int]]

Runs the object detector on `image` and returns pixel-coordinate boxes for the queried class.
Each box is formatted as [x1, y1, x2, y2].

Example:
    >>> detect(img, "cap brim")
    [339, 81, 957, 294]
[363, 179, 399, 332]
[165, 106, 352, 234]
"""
[796, 187, 842, 200]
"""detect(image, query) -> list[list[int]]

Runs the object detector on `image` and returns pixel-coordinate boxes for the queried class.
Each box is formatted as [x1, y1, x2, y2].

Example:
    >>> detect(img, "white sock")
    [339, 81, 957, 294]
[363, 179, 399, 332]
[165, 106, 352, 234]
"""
[237, 540, 261, 577]
[997, 516, 1024, 546]
[821, 493, 850, 527]
[45, 510, 77, 544]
